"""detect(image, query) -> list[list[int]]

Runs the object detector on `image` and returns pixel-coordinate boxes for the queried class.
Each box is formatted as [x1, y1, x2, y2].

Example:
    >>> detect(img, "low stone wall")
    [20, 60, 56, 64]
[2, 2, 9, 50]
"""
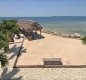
[15, 64, 86, 68]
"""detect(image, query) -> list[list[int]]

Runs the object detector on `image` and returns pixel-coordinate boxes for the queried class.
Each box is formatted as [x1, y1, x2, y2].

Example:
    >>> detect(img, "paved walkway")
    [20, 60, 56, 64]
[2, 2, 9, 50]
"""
[0, 68, 86, 80]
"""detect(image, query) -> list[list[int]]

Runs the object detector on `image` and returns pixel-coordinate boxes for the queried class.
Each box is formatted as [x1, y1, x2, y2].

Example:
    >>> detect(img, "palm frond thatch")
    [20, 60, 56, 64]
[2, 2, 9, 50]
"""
[17, 19, 42, 32]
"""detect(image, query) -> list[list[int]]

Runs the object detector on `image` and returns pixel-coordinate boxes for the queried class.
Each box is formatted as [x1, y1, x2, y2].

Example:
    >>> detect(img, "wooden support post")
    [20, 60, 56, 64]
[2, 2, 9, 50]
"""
[40, 30, 41, 35]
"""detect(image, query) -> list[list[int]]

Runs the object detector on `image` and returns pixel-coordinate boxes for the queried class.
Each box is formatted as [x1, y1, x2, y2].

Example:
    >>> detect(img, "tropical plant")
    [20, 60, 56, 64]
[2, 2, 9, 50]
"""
[0, 53, 8, 68]
[0, 24, 9, 68]
[0, 32, 9, 68]
[0, 32, 9, 53]
[82, 36, 86, 44]
[0, 19, 20, 68]
[1, 19, 20, 41]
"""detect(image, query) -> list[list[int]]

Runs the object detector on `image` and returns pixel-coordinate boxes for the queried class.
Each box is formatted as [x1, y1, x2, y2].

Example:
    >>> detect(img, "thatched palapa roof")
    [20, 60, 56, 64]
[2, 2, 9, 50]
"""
[17, 19, 42, 32]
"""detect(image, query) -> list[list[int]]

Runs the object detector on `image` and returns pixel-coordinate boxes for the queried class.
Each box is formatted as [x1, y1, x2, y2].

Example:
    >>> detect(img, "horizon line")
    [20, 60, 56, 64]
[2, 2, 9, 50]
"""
[0, 16, 86, 17]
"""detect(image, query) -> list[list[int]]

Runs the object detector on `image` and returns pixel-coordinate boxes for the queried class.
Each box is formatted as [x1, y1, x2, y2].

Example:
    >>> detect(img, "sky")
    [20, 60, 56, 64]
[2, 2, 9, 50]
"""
[0, 0, 86, 17]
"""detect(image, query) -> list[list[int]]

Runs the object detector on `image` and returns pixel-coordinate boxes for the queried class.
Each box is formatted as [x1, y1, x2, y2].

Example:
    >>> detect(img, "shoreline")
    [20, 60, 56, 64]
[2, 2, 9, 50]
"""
[41, 29, 83, 40]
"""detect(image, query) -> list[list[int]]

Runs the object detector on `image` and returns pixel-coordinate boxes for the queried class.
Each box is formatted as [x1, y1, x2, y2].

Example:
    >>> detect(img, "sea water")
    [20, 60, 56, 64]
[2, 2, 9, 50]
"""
[0, 16, 86, 36]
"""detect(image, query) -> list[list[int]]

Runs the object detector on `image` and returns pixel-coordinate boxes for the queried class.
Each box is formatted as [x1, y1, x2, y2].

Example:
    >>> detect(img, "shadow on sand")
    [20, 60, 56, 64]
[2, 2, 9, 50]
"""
[33, 34, 45, 40]
[9, 45, 27, 60]
[0, 67, 22, 80]
[26, 33, 45, 41]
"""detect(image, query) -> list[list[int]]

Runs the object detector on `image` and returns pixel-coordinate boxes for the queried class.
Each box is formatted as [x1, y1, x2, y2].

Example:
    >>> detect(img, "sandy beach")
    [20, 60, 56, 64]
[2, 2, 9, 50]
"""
[1, 33, 86, 80]
[16, 32, 86, 66]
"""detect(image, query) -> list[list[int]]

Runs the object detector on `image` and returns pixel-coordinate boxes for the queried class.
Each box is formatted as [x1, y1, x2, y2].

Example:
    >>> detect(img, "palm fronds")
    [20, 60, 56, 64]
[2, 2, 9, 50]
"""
[0, 53, 8, 68]
[82, 36, 86, 44]
[0, 19, 20, 68]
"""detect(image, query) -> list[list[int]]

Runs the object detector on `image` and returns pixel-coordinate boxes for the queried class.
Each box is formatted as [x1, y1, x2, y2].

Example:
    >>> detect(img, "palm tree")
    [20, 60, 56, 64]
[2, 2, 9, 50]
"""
[0, 53, 8, 68]
[0, 19, 20, 68]
[0, 19, 20, 52]
[0, 32, 9, 68]
[0, 32, 9, 53]
[2, 19, 20, 42]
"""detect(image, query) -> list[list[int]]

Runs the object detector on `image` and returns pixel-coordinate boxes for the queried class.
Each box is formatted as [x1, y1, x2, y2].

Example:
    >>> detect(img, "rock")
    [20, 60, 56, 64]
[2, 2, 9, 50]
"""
[57, 33, 62, 36]
[62, 35, 67, 38]
[67, 34, 71, 38]
[46, 31, 51, 34]
[52, 31, 58, 36]
[41, 29, 47, 33]
[70, 35, 75, 38]
[74, 33, 81, 38]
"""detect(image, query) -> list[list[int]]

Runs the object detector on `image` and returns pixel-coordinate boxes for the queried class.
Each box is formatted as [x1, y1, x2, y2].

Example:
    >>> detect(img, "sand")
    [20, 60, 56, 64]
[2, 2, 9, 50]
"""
[1, 33, 86, 80]
[16, 32, 86, 66]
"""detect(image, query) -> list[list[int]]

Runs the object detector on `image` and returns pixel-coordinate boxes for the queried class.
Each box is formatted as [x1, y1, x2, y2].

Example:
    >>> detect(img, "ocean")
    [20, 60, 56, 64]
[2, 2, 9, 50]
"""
[0, 16, 86, 36]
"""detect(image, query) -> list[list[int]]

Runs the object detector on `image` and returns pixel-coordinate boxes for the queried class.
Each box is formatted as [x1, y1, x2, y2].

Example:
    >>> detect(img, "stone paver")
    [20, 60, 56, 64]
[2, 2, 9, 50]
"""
[0, 68, 86, 80]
